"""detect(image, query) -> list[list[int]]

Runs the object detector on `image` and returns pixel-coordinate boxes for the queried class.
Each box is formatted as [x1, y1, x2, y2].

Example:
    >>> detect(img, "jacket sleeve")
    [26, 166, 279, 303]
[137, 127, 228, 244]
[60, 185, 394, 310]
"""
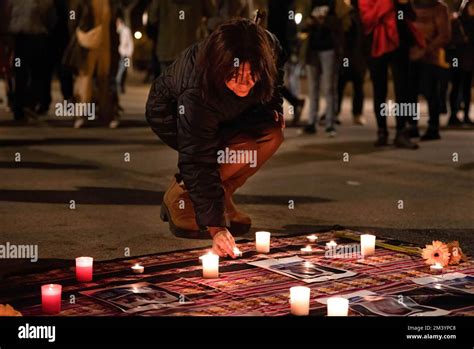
[145, 68, 178, 140]
[177, 91, 226, 228]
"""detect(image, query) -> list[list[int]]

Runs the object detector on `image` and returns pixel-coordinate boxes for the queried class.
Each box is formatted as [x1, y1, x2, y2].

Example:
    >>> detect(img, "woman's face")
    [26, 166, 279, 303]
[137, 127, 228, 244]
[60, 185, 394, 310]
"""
[225, 62, 257, 97]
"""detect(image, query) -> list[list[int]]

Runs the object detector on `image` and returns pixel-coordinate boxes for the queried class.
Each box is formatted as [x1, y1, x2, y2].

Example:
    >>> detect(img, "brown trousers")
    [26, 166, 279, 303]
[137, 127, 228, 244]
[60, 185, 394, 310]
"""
[219, 125, 283, 194]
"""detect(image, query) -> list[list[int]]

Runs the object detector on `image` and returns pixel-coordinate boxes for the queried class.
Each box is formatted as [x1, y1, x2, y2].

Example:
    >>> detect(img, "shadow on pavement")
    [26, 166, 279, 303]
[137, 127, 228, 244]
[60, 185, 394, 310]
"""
[456, 162, 474, 171]
[0, 138, 161, 146]
[270, 141, 388, 165]
[0, 161, 98, 170]
[0, 119, 149, 128]
[0, 187, 332, 206]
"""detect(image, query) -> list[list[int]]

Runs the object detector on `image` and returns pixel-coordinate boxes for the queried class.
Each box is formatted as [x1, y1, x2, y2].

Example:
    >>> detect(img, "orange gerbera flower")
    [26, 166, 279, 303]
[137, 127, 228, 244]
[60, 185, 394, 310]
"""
[422, 241, 450, 267]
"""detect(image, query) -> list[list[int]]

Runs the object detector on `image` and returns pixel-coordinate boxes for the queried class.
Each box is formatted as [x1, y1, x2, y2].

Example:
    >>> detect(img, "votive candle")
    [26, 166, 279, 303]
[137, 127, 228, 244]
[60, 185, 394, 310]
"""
[327, 297, 349, 316]
[41, 284, 62, 315]
[290, 286, 310, 316]
[75, 257, 93, 282]
[255, 231, 271, 253]
[360, 234, 376, 257]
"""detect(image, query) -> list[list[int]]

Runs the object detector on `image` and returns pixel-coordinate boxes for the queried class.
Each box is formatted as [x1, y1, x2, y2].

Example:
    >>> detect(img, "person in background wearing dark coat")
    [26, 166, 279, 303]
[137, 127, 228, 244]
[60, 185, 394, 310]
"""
[408, 0, 451, 141]
[441, 0, 468, 127]
[38, 0, 74, 116]
[336, 0, 367, 126]
[267, 0, 305, 125]
[8, 0, 57, 122]
[148, 0, 215, 73]
[146, 19, 285, 258]
[448, 0, 474, 125]
[359, 0, 424, 149]
[50, 0, 74, 106]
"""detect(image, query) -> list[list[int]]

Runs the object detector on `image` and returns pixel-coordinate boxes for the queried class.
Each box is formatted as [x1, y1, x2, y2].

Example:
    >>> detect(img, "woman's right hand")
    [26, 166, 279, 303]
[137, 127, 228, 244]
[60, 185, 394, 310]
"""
[211, 228, 237, 258]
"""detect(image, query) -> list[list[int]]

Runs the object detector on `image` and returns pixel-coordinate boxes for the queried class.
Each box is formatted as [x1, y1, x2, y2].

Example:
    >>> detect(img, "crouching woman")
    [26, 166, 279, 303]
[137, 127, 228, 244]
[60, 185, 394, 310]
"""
[146, 19, 285, 258]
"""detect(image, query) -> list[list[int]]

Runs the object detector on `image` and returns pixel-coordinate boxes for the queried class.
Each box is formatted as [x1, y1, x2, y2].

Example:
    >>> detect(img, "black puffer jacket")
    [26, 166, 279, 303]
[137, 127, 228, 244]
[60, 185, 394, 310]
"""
[146, 32, 284, 229]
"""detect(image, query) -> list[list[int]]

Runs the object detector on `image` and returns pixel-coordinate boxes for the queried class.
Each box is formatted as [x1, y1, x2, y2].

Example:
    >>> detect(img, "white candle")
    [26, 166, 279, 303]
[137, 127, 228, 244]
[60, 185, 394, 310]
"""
[290, 286, 310, 316]
[430, 262, 443, 274]
[360, 234, 376, 257]
[201, 252, 219, 278]
[75, 257, 93, 282]
[131, 263, 144, 274]
[306, 235, 318, 243]
[327, 297, 349, 316]
[300, 245, 313, 254]
[326, 240, 337, 249]
[255, 231, 271, 253]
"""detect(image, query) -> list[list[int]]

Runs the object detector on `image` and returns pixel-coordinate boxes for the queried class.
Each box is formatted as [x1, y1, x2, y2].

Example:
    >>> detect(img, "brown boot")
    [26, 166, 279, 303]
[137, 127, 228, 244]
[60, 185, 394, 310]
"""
[160, 178, 207, 239]
[224, 185, 251, 236]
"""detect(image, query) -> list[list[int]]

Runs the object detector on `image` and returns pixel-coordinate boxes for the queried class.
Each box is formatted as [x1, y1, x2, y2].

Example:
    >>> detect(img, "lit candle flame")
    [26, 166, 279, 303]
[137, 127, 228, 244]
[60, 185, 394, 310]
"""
[200, 251, 217, 260]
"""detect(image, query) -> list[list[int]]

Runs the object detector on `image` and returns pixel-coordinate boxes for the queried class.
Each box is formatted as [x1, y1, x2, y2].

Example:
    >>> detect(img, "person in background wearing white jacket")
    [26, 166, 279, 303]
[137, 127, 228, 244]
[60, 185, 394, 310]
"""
[113, 14, 133, 128]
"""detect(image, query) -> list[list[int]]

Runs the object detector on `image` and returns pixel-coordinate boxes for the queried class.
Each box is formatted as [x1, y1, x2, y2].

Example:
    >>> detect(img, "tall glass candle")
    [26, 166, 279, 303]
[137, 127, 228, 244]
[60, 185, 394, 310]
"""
[327, 297, 349, 316]
[360, 234, 376, 257]
[201, 253, 219, 278]
[255, 231, 271, 253]
[290, 286, 310, 316]
[41, 284, 62, 314]
[76, 257, 93, 282]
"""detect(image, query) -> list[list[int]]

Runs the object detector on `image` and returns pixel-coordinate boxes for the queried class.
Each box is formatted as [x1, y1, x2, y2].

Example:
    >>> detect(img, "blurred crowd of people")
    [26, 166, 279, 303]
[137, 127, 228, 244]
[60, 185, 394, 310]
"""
[0, 0, 133, 128]
[0, 0, 473, 148]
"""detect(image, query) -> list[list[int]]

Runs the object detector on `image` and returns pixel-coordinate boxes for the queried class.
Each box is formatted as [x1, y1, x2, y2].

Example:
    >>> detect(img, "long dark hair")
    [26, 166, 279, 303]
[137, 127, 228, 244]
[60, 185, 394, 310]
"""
[196, 18, 278, 103]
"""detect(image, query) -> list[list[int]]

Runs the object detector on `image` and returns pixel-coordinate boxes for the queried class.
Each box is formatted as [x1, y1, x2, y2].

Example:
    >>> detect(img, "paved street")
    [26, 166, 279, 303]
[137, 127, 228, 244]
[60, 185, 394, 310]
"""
[0, 77, 473, 274]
